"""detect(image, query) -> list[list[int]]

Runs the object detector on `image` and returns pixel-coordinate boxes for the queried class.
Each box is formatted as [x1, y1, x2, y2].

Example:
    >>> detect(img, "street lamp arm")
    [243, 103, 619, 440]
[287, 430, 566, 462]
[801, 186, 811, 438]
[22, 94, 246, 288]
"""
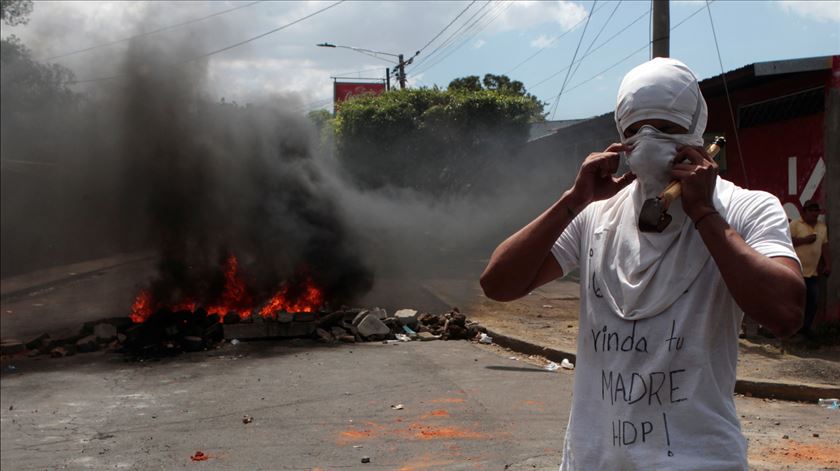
[317, 42, 400, 58]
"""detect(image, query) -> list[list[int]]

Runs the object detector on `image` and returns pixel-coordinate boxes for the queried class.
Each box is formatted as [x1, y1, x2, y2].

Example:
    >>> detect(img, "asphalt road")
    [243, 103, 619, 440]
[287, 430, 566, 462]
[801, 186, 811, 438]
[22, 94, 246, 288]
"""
[1, 340, 573, 470]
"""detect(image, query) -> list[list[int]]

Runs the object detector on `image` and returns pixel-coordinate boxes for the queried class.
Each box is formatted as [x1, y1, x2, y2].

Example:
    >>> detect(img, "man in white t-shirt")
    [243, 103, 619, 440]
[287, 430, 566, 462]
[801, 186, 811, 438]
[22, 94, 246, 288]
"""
[480, 58, 804, 470]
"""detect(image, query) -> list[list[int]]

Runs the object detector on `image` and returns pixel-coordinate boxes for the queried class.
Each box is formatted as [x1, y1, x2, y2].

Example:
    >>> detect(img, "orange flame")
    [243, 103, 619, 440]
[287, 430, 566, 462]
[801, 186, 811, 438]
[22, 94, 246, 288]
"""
[259, 279, 324, 317]
[129, 255, 323, 323]
[206, 255, 253, 320]
[130, 289, 153, 323]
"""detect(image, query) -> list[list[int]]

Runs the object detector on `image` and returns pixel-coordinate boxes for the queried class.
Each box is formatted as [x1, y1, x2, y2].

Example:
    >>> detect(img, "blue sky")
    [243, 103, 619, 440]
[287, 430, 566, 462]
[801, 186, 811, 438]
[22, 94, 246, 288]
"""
[4, 1, 839, 119]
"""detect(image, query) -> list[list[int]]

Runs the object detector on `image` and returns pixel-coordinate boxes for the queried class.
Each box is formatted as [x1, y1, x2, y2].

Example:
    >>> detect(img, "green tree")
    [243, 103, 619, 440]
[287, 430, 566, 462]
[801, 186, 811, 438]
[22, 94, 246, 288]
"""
[447, 75, 482, 92]
[1, 0, 33, 25]
[448, 73, 547, 122]
[332, 87, 538, 193]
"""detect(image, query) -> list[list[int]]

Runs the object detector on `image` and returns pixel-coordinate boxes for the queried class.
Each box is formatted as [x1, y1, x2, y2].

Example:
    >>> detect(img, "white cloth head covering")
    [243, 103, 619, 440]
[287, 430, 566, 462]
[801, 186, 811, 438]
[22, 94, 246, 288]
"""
[615, 57, 708, 146]
[591, 58, 724, 320]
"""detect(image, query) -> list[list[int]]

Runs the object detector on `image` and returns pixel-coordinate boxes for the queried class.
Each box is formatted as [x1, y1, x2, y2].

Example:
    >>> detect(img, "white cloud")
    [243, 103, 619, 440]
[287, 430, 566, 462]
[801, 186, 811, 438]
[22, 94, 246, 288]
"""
[0, 0, 590, 108]
[777, 1, 840, 23]
[491, 1, 588, 33]
[529, 34, 556, 49]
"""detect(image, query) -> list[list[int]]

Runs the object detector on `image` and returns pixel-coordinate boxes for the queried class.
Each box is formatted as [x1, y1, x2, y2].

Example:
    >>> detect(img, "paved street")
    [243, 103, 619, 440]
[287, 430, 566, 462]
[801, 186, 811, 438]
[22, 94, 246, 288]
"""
[2, 257, 838, 470]
[2, 340, 572, 470]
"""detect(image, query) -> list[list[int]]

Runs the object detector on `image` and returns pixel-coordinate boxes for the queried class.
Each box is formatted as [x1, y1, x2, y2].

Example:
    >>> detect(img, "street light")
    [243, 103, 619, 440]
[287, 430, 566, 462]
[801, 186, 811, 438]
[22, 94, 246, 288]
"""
[317, 42, 417, 90]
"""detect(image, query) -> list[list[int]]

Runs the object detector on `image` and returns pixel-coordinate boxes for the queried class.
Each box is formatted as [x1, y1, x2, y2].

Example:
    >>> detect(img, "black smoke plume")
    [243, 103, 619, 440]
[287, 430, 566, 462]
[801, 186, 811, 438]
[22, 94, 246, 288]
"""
[1, 35, 373, 310]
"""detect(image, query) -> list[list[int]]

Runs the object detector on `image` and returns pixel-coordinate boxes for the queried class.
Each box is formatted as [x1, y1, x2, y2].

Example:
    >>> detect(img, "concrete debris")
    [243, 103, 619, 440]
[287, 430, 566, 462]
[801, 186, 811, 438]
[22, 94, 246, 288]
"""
[316, 328, 333, 343]
[361, 456, 370, 463]
[18, 305, 492, 361]
[242, 415, 254, 424]
[394, 309, 418, 328]
[50, 346, 73, 358]
[560, 358, 575, 370]
[93, 323, 118, 342]
[417, 332, 440, 341]
[355, 313, 391, 339]
[75, 335, 99, 353]
[24, 333, 50, 350]
[390, 404, 404, 410]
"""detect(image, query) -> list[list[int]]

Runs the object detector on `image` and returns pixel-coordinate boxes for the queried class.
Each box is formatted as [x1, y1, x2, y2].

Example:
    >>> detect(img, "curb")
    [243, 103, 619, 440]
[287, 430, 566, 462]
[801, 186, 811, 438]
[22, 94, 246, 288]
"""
[485, 329, 840, 403]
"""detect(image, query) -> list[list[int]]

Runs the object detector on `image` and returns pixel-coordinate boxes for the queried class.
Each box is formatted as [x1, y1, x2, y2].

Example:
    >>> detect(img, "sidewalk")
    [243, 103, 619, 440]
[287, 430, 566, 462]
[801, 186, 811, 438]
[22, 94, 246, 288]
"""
[425, 278, 840, 403]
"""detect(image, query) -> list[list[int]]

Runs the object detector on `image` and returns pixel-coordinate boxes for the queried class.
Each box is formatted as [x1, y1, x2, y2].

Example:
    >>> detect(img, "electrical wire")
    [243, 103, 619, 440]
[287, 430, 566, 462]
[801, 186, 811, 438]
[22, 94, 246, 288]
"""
[548, 0, 597, 119]
[407, 0, 494, 72]
[69, 1, 346, 85]
[566, 0, 622, 90]
[527, 8, 649, 90]
[528, 0, 717, 97]
[505, 1, 609, 75]
[44, 1, 263, 61]
[704, 0, 748, 187]
[412, 1, 510, 75]
[555, 0, 716, 97]
[415, 0, 478, 57]
[410, 1, 511, 76]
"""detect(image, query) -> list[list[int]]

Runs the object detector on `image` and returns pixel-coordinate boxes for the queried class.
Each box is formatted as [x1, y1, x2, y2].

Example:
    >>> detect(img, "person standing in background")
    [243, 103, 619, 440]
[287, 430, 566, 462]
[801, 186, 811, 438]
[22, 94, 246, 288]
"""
[790, 200, 831, 337]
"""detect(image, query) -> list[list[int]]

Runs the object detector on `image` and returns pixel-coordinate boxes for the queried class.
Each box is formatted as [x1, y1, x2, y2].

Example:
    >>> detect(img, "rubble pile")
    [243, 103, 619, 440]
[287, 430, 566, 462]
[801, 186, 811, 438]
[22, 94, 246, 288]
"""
[6, 307, 487, 360]
[312, 307, 485, 343]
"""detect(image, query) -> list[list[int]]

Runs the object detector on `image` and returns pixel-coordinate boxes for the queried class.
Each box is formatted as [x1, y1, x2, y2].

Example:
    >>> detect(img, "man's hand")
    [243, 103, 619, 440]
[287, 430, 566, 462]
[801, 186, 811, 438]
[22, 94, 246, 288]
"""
[670, 145, 719, 222]
[569, 143, 635, 211]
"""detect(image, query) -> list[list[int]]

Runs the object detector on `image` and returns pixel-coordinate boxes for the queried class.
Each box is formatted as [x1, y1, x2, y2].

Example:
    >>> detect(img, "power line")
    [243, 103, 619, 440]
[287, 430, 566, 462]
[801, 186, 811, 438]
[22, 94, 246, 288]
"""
[527, 8, 649, 90]
[407, 0, 494, 72]
[69, 1, 346, 85]
[413, 1, 510, 75]
[549, 0, 597, 119]
[704, 0, 748, 187]
[505, 1, 609, 75]
[411, 1, 511, 76]
[566, 1, 622, 91]
[332, 66, 389, 77]
[416, 0, 478, 57]
[44, 1, 263, 61]
[554, 1, 716, 98]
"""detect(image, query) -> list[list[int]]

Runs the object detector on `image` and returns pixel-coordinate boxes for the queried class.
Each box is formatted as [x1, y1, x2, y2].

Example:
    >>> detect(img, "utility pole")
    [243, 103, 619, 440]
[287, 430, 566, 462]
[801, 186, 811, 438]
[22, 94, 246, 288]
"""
[398, 54, 406, 90]
[651, 0, 670, 59]
[386, 68, 391, 91]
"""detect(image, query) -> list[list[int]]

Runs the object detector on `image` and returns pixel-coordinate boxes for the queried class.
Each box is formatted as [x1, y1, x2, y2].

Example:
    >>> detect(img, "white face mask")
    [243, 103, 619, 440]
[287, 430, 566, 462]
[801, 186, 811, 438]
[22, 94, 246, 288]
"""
[623, 125, 682, 199]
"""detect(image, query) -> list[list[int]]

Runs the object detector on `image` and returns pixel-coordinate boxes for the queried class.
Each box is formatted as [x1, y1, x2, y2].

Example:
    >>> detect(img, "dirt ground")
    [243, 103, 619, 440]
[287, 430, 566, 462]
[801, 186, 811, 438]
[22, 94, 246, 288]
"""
[453, 279, 840, 388]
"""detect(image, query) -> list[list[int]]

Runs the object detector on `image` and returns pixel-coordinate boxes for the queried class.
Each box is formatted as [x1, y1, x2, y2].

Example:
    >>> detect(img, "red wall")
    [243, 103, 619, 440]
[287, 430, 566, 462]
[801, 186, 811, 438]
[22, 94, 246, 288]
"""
[703, 70, 829, 221]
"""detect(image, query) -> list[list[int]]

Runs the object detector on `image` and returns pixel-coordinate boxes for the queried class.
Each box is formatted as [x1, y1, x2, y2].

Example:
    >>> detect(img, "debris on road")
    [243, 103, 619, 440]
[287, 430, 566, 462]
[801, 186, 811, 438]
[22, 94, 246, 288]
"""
[561, 358, 575, 370]
[190, 451, 209, 461]
[361, 456, 370, 463]
[390, 404, 404, 410]
[478, 333, 493, 344]
[818, 398, 838, 410]
[242, 415, 253, 424]
[545, 361, 560, 371]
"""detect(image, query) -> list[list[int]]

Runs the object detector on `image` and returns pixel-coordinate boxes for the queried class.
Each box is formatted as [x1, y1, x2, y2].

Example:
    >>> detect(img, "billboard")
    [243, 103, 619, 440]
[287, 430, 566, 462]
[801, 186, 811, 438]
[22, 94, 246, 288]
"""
[334, 81, 386, 106]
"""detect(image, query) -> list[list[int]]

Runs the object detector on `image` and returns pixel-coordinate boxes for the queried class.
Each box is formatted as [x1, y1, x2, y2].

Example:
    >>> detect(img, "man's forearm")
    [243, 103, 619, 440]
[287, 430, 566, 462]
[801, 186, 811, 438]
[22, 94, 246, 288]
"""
[480, 190, 584, 301]
[696, 214, 805, 337]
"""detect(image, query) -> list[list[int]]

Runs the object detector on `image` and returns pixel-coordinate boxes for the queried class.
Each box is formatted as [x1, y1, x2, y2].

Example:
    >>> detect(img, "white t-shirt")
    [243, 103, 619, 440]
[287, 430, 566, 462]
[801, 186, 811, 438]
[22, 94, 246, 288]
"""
[551, 180, 797, 471]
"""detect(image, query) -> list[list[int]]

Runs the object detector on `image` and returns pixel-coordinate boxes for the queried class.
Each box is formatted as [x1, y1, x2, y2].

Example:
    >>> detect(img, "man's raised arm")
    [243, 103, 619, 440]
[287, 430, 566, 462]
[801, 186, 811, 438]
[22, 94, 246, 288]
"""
[480, 144, 634, 302]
